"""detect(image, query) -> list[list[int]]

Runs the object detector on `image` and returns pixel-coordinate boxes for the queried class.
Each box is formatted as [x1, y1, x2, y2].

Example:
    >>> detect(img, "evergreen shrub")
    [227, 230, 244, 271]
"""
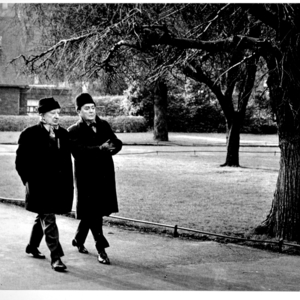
[0, 115, 147, 133]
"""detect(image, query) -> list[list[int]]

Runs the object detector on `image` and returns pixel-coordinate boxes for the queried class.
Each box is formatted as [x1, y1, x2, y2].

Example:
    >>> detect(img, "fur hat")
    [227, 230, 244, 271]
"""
[75, 93, 95, 111]
[37, 97, 60, 114]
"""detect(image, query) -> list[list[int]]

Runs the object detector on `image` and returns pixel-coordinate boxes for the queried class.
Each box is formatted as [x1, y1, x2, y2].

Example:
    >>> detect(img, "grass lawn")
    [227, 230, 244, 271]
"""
[0, 131, 280, 239]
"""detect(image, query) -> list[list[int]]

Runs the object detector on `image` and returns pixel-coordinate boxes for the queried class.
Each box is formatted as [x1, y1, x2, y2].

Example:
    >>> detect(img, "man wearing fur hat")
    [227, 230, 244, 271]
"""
[68, 93, 122, 265]
[15, 97, 74, 272]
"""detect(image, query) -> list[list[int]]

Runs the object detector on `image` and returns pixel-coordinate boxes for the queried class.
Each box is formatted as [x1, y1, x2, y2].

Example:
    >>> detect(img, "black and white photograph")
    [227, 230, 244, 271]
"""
[0, 1, 299, 298]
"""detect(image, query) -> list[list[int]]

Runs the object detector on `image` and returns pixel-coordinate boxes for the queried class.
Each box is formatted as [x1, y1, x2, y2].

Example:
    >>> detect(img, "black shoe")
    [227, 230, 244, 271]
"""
[72, 239, 89, 254]
[98, 250, 110, 265]
[51, 258, 67, 272]
[25, 245, 46, 259]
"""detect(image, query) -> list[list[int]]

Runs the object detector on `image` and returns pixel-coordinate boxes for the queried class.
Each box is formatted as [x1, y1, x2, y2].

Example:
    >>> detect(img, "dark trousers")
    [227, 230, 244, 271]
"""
[29, 213, 64, 261]
[74, 217, 109, 253]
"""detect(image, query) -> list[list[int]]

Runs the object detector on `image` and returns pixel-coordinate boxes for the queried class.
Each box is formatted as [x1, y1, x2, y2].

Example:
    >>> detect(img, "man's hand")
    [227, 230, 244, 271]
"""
[100, 140, 116, 152]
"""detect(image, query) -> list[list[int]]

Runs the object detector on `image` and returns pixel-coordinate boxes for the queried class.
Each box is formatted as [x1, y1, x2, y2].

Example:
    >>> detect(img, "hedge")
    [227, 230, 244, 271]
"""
[0, 115, 147, 133]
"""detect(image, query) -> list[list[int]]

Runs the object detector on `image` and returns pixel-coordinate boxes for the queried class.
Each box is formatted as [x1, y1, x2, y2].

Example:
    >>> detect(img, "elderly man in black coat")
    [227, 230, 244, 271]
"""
[68, 93, 122, 265]
[15, 97, 74, 272]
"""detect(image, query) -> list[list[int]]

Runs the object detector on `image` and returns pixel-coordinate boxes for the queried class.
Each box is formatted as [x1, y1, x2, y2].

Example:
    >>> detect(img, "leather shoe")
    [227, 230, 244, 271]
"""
[98, 250, 110, 265]
[25, 245, 45, 259]
[51, 258, 67, 272]
[72, 239, 89, 254]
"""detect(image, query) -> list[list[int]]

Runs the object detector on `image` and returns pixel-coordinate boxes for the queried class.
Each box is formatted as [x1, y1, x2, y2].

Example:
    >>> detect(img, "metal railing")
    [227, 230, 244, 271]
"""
[0, 196, 299, 253]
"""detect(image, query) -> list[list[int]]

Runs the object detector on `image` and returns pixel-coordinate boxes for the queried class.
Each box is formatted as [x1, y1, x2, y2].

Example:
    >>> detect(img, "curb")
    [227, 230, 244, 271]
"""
[0, 197, 199, 240]
[0, 197, 175, 233]
[3, 197, 299, 255]
[0, 197, 25, 208]
[0, 197, 76, 219]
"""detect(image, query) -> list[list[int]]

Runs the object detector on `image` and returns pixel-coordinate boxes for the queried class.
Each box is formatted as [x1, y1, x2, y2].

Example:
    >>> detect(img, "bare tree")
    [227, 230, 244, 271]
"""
[241, 4, 300, 241]
[13, 3, 171, 140]
[12, 3, 263, 161]
[132, 4, 300, 241]
[12, 3, 300, 241]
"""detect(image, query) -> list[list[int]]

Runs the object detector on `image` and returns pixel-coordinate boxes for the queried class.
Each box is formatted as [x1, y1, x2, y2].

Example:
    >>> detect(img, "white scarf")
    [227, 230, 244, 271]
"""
[41, 119, 59, 138]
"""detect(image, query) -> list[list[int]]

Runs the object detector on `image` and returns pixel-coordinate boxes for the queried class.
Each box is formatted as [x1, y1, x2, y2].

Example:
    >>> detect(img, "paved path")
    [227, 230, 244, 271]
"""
[172, 134, 277, 145]
[0, 144, 16, 154]
[1, 202, 300, 293]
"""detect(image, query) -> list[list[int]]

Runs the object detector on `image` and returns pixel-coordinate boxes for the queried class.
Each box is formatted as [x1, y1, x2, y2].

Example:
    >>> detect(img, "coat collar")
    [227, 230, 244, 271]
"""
[38, 122, 61, 137]
[78, 115, 102, 128]
[38, 121, 50, 133]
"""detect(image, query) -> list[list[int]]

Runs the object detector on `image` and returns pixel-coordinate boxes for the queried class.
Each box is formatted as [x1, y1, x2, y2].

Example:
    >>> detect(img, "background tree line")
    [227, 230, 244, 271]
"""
[121, 77, 275, 134]
[61, 74, 275, 134]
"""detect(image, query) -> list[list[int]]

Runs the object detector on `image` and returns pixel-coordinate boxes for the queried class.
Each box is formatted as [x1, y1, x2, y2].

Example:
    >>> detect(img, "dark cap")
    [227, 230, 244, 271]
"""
[37, 97, 60, 114]
[75, 93, 95, 111]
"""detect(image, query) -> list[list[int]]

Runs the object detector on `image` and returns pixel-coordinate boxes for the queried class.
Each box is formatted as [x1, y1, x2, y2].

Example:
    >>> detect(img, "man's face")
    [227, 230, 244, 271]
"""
[42, 109, 60, 126]
[78, 104, 96, 122]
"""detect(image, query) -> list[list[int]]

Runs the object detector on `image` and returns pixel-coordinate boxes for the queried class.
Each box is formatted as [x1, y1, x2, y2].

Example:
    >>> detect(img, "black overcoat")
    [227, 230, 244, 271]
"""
[68, 116, 122, 219]
[15, 122, 74, 214]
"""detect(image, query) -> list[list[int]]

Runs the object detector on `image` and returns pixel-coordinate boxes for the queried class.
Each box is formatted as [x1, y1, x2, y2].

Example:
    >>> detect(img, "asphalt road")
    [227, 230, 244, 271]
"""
[1, 202, 300, 295]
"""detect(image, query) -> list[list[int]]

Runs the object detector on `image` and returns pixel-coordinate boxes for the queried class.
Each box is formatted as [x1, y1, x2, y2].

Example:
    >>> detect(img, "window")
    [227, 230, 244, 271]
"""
[27, 99, 39, 113]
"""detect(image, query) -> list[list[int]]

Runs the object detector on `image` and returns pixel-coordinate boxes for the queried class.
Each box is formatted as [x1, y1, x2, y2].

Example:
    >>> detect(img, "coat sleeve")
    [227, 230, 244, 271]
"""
[15, 129, 31, 185]
[68, 125, 102, 160]
[109, 137, 122, 156]
[104, 121, 123, 156]
[68, 121, 122, 159]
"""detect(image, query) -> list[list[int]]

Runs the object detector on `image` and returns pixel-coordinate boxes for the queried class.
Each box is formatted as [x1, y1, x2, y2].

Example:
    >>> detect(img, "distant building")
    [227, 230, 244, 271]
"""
[0, 84, 73, 115]
[0, 4, 76, 115]
[0, 4, 107, 115]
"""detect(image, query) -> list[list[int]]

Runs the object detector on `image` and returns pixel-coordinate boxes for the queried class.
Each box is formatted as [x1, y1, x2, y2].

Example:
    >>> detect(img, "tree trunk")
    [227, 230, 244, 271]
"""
[255, 138, 300, 241]
[255, 34, 300, 242]
[221, 112, 240, 167]
[153, 79, 168, 141]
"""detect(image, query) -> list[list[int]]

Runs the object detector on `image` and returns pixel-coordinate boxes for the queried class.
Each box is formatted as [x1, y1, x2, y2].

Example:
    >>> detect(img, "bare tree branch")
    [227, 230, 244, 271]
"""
[214, 52, 257, 85]
[240, 4, 290, 31]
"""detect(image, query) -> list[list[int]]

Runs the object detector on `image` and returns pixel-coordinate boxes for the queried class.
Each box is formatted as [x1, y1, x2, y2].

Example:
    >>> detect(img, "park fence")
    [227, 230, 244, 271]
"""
[1, 195, 299, 254]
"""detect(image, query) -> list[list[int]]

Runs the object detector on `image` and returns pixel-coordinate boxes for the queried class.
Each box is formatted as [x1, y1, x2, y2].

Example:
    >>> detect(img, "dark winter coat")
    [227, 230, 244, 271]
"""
[15, 122, 74, 214]
[68, 116, 122, 219]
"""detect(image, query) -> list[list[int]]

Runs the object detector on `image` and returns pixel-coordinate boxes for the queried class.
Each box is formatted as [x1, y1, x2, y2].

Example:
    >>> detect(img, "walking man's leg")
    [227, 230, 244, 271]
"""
[90, 217, 110, 264]
[26, 214, 46, 259]
[72, 219, 89, 254]
[40, 213, 66, 271]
